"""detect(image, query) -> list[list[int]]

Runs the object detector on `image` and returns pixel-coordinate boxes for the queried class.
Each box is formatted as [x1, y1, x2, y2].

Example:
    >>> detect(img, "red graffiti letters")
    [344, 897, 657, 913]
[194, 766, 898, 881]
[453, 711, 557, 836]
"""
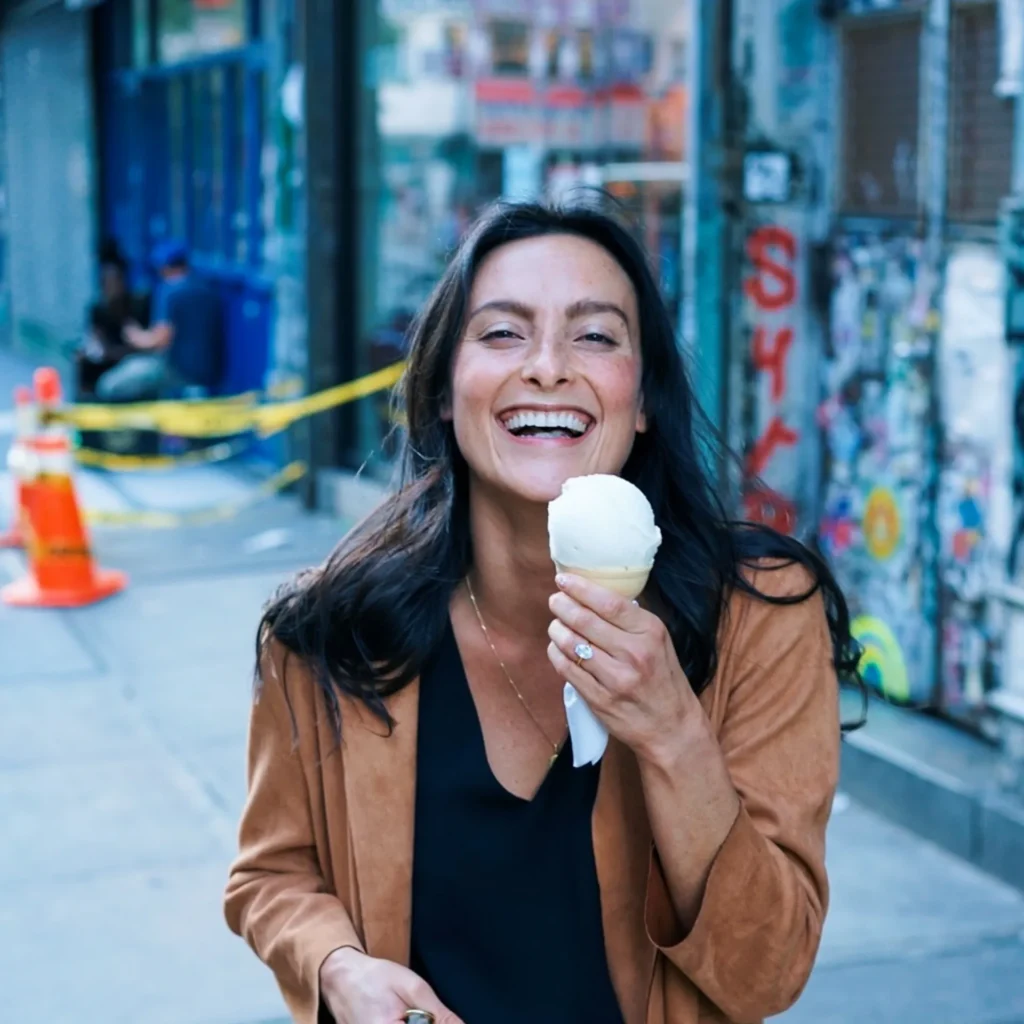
[743, 488, 797, 535]
[744, 226, 798, 311]
[744, 223, 800, 534]
[747, 415, 799, 477]
[752, 326, 794, 402]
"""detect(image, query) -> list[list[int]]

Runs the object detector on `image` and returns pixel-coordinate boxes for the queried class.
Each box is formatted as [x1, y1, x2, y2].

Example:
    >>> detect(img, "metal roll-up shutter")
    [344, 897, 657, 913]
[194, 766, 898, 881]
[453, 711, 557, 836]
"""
[2, 3, 96, 357]
[947, 1, 1013, 224]
[839, 15, 923, 218]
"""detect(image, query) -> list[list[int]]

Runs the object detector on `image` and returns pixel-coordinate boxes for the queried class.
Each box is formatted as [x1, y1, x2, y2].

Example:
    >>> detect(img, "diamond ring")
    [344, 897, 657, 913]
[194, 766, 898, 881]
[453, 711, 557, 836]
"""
[574, 642, 595, 667]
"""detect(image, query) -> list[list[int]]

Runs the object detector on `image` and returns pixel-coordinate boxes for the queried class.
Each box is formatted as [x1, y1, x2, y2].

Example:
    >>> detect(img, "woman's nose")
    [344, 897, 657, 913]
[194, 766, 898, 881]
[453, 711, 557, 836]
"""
[521, 336, 571, 389]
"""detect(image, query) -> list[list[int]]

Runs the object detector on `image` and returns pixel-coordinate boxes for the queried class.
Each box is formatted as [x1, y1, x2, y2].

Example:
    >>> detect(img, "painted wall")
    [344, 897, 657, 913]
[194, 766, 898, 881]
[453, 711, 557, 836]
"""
[818, 231, 941, 705]
[818, 230, 1017, 713]
[733, 0, 834, 536]
[937, 243, 1014, 709]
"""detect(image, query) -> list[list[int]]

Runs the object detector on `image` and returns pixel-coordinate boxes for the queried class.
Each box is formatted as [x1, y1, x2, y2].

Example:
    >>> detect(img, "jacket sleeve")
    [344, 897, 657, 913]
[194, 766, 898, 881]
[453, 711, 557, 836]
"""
[645, 566, 840, 1022]
[224, 640, 363, 1024]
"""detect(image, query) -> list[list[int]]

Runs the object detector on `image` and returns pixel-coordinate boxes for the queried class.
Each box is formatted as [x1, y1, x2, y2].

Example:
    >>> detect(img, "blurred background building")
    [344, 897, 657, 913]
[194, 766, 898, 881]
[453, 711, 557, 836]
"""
[0, 0, 1023, 744]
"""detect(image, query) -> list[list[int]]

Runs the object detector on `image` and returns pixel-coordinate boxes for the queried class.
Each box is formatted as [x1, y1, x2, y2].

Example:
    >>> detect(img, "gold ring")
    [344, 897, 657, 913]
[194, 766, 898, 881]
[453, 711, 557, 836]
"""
[403, 1012, 436, 1024]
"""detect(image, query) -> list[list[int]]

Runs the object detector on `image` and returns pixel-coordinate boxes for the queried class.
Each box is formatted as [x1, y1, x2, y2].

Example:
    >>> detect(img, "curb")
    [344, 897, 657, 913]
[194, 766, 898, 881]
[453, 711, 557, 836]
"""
[840, 727, 1024, 893]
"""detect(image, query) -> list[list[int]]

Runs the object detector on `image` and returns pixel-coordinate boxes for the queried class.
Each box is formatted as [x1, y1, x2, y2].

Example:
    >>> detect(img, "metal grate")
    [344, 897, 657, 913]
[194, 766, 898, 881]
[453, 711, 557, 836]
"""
[840, 16, 923, 218]
[947, 2, 1014, 223]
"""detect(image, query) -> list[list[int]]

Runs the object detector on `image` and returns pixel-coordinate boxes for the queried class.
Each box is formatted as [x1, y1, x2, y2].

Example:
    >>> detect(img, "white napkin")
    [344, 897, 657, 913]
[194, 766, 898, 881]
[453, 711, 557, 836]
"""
[563, 682, 609, 766]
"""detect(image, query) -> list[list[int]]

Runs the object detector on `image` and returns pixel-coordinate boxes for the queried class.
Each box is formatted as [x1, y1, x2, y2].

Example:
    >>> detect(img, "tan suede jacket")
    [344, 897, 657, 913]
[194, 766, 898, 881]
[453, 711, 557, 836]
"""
[224, 563, 840, 1024]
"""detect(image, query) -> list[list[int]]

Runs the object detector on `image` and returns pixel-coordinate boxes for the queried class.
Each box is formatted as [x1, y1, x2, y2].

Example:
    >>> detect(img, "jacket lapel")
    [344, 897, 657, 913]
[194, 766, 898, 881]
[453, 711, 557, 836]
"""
[341, 678, 420, 966]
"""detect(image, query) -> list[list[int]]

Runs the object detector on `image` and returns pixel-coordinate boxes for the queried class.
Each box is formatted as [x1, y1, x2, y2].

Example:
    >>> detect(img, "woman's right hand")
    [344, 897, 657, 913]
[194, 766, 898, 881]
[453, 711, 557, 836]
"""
[319, 946, 465, 1024]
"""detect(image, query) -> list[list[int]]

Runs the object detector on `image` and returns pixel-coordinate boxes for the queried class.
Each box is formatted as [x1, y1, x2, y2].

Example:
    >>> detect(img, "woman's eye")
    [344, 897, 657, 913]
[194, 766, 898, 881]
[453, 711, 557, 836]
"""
[580, 332, 617, 346]
[481, 329, 520, 342]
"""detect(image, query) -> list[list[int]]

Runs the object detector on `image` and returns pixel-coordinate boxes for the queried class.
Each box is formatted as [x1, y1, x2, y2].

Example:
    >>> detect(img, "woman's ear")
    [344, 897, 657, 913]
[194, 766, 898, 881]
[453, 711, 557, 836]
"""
[440, 397, 453, 422]
[635, 395, 647, 434]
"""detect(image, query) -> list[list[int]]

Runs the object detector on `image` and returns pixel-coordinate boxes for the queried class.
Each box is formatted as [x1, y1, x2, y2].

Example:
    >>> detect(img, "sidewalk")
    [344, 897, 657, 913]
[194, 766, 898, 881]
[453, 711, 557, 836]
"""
[0, 499, 340, 1024]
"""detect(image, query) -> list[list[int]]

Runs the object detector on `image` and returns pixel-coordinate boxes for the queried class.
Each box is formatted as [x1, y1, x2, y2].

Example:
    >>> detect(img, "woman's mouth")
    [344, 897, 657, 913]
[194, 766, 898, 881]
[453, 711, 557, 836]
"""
[499, 409, 595, 443]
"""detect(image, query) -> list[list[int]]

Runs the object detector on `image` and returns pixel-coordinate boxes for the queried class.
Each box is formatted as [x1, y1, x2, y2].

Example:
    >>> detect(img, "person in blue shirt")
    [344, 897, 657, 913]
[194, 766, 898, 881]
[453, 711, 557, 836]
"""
[95, 240, 224, 401]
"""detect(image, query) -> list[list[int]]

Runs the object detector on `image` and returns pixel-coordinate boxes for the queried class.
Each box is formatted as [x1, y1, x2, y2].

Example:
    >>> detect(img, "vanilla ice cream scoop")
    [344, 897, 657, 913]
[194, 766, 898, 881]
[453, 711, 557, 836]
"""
[548, 475, 663, 767]
[548, 474, 662, 572]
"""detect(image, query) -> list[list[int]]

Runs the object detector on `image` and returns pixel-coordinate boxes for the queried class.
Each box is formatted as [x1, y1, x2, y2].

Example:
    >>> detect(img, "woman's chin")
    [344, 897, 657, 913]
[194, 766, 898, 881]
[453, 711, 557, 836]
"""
[485, 468, 589, 506]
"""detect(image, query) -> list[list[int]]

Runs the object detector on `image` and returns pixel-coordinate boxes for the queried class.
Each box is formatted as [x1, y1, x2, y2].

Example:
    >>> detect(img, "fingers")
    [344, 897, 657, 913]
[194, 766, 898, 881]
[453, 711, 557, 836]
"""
[554, 573, 646, 631]
[549, 589, 640, 660]
[547, 640, 607, 708]
[400, 976, 466, 1024]
[547, 618, 612, 687]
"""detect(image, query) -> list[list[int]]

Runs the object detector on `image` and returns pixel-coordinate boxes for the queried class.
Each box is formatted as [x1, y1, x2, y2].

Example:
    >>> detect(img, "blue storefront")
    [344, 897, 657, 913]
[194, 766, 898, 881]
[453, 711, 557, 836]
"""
[93, 0, 282, 398]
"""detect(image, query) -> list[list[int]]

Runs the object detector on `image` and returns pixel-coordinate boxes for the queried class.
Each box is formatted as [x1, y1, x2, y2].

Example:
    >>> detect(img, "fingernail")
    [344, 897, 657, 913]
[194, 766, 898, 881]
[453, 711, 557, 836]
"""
[555, 574, 569, 588]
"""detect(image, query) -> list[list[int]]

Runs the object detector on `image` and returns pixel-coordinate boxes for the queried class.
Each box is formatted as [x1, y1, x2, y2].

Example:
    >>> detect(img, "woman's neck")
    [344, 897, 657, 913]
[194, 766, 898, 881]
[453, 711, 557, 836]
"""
[466, 488, 557, 643]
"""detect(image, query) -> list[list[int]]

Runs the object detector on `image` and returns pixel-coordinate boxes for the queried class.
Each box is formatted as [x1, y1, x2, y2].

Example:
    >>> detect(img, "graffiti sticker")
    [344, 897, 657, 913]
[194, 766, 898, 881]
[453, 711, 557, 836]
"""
[851, 615, 911, 704]
[863, 485, 902, 561]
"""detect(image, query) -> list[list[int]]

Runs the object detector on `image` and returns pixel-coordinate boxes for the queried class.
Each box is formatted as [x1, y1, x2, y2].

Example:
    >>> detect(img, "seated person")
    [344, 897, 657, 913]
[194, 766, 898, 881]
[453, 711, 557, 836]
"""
[76, 242, 150, 400]
[95, 240, 224, 402]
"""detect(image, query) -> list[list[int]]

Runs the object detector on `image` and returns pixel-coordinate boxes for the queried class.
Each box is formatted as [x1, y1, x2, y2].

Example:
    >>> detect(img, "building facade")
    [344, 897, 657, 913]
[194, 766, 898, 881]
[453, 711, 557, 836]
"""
[0, 0, 303, 412]
[809, 0, 1022, 723]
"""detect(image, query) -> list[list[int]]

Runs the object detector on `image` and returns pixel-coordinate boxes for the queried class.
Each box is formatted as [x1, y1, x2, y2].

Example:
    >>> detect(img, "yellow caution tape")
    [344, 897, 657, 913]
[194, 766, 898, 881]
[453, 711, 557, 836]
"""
[254, 363, 406, 438]
[49, 363, 406, 439]
[84, 460, 308, 529]
[74, 438, 250, 471]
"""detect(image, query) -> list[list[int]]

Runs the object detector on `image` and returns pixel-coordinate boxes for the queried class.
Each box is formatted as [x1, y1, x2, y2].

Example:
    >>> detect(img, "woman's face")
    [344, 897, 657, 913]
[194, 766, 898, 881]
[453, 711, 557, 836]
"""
[449, 233, 645, 505]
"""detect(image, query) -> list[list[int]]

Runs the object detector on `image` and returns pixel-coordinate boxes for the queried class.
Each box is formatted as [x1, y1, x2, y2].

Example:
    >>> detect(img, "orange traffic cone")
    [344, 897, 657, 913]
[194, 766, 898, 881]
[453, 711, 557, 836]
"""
[1, 368, 127, 608]
[0, 385, 34, 548]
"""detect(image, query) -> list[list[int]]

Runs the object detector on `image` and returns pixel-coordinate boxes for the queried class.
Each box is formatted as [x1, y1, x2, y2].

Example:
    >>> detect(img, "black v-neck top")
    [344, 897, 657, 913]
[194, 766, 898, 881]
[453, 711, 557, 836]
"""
[409, 620, 625, 1023]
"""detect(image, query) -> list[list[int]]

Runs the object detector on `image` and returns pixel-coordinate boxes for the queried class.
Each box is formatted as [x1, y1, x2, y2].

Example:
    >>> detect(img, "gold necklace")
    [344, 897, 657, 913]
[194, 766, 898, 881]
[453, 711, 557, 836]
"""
[465, 576, 563, 767]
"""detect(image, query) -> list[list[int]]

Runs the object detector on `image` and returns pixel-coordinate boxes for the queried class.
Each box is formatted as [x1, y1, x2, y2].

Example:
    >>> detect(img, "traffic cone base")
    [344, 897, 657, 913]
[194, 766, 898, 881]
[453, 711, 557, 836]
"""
[1, 565, 127, 608]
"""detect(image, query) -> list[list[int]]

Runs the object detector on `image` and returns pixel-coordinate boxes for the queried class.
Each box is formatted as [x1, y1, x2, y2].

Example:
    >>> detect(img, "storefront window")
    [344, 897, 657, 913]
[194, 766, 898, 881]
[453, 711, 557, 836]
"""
[158, 0, 247, 64]
[355, 0, 690, 470]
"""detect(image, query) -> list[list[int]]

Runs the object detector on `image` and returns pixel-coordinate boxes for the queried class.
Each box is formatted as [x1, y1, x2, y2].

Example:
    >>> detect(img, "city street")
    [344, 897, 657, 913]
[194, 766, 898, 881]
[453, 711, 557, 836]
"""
[0, 470, 1023, 1023]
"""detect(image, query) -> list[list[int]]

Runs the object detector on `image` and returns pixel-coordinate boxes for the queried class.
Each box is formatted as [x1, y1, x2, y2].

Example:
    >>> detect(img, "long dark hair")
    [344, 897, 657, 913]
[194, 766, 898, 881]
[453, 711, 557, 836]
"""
[261, 199, 863, 732]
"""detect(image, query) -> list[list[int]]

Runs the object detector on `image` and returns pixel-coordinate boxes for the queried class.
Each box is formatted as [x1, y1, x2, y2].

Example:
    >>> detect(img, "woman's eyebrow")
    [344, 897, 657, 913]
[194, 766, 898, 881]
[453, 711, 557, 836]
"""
[565, 300, 630, 326]
[466, 299, 535, 321]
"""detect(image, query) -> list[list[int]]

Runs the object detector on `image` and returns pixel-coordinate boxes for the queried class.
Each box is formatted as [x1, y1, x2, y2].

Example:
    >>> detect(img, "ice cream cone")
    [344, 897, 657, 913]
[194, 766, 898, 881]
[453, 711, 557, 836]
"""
[554, 563, 651, 600]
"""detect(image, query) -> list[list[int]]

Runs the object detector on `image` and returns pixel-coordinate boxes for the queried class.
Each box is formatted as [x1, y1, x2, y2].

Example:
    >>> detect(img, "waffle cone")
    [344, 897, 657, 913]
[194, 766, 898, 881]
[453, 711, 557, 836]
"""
[554, 562, 651, 599]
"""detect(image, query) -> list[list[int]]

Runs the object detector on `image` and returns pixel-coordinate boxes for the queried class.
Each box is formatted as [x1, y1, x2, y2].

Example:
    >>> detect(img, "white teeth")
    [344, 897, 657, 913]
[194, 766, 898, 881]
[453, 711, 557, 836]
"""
[503, 410, 590, 435]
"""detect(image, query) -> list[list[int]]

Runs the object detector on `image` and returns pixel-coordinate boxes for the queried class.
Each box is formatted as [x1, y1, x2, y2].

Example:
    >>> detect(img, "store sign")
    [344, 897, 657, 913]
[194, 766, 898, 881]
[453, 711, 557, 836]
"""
[543, 84, 594, 149]
[600, 83, 647, 150]
[475, 79, 541, 146]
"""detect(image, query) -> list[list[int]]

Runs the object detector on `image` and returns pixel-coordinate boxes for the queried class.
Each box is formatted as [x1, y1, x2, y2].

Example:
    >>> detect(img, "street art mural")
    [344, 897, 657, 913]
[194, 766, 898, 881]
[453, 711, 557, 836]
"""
[818, 231, 939, 707]
[741, 210, 818, 535]
[937, 244, 1013, 712]
[820, 235, 1015, 716]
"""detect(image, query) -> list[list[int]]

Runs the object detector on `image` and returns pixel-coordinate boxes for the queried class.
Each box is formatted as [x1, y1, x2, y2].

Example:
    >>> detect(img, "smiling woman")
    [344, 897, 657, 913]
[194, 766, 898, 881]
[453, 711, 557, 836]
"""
[225, 199, 862, 1024]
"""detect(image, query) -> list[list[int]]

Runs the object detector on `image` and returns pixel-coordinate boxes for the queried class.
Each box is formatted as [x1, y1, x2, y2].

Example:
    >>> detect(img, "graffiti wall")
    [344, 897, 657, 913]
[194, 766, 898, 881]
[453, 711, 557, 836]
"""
[820, 233, 1016, 713]
[741, 208, 819, 535]
[937, 243, 1014, 711]
[818, 231, 940, 705]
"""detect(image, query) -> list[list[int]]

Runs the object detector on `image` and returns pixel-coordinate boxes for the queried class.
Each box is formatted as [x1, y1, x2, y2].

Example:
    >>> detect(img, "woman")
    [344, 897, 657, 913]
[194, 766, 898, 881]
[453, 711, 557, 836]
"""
[225, 200, 860, 1024]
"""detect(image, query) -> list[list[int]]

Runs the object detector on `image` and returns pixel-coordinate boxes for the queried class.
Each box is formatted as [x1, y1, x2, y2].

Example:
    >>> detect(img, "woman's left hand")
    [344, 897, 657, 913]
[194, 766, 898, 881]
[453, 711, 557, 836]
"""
[547, 573, 700, 766]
